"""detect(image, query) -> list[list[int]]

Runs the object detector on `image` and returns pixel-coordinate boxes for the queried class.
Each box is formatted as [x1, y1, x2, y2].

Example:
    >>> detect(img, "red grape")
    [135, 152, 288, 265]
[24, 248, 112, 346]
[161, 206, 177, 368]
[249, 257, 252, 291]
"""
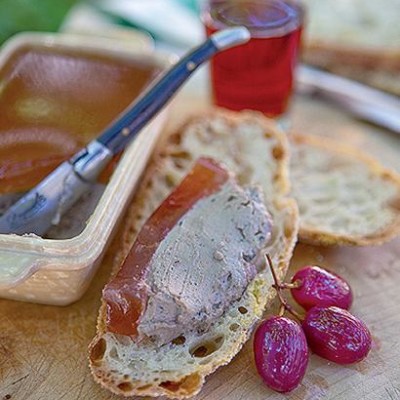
[253, 316, 309, 393]
[291, 266, 353, 310]
[302, 306, 372, 364]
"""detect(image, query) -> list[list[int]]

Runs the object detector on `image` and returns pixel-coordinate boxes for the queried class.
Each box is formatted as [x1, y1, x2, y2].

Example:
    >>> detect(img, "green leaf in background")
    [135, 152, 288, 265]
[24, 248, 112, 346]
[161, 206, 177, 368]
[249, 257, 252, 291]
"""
[0, 0, 79, 45]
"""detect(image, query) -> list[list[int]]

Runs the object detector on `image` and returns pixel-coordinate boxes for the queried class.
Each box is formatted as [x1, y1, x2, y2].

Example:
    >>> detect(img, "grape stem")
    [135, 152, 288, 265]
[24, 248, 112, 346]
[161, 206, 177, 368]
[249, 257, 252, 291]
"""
[265, 254, 304, 322]
[279, 281, 301, 289]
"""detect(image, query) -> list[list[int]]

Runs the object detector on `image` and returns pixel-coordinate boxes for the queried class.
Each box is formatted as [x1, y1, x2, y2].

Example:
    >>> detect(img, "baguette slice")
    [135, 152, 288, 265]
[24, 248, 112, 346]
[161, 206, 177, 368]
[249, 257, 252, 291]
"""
[88, 110, 299, 399]
[302, 0, 400, 95]
[290, 134, 400, 246]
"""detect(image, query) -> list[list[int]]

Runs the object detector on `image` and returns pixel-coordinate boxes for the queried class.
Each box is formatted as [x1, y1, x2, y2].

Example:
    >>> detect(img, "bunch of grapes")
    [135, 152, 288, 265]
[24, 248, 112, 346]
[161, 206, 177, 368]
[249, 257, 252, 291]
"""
[253, 255, 372, 393]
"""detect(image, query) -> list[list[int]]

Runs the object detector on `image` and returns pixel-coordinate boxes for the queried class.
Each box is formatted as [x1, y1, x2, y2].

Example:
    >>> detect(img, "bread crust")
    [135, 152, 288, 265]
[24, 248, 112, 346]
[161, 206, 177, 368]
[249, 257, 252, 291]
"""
[88, 109, 299, 398]
[290, 133, 400, 246]
[304, 42, 400, 74]
[303, 44, 400, 96]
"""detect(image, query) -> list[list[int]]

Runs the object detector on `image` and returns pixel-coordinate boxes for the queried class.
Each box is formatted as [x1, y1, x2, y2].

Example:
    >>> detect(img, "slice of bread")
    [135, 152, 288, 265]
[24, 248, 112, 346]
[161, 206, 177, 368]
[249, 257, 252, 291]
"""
[88, 110, 299, 398]
[302, 0, 400, 95]
[290, 134, 400, 246]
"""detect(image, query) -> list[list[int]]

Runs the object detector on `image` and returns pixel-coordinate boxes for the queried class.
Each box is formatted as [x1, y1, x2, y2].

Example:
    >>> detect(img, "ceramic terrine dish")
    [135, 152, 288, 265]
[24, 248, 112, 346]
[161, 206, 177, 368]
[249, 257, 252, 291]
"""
[0, 31, 173, 305]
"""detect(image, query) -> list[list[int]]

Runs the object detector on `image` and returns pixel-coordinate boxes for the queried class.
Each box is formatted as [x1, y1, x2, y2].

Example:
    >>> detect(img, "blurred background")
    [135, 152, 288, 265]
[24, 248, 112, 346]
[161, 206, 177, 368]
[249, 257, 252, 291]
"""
[0, 0, 204, 53]
[1, 0, 398, 97]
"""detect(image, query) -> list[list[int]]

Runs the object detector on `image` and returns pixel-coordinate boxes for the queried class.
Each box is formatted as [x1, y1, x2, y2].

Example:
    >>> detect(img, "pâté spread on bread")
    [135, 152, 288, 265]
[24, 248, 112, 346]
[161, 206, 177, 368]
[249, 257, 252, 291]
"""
[103, 157, 272, 344]
[89, 110, 299, 399]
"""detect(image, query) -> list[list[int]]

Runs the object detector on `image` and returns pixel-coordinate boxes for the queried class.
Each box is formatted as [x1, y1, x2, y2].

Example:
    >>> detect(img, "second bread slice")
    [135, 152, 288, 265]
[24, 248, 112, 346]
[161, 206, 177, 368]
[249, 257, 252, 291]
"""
[290, 134, 400, 246]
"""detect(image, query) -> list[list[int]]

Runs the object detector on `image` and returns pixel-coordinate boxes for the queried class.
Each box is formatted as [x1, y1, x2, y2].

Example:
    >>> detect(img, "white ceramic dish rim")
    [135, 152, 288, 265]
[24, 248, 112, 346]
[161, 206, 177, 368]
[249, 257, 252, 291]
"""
[0, 32, 175, 286]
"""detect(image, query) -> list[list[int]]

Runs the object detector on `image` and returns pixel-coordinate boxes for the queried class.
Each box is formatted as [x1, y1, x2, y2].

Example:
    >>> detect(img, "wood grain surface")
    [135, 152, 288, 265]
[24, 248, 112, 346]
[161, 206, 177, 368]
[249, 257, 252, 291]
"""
[1, 79, 400, 400]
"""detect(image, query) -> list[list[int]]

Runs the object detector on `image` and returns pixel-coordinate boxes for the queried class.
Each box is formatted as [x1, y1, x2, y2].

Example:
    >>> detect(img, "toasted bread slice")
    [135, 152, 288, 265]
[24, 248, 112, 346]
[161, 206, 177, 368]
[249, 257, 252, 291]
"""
[290, 134, 400, 246]
[88, 110, 299, 398]
[302, 0, 400, 95]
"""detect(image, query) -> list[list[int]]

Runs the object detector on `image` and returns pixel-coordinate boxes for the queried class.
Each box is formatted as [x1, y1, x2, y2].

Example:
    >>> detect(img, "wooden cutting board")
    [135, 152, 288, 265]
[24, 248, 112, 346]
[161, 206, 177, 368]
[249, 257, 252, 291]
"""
[1, 86, 400, 400]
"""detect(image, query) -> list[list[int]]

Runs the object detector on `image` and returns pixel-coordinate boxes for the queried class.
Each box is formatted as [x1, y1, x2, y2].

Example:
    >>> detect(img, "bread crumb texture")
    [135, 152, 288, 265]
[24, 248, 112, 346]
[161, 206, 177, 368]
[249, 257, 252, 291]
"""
[89, 110, 299, 398]
[290, 134, 400, 246]
[303, 0, 400, 50]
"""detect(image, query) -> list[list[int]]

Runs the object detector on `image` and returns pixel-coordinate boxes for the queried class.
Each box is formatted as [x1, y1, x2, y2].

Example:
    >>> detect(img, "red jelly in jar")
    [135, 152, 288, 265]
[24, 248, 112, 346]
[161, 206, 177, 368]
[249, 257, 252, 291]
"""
[203, 0, 303, 117]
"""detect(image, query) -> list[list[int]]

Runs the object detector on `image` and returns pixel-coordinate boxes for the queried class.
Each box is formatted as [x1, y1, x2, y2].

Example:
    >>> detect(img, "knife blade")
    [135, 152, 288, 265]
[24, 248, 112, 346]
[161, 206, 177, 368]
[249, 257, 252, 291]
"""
[297, 65, 400, 134]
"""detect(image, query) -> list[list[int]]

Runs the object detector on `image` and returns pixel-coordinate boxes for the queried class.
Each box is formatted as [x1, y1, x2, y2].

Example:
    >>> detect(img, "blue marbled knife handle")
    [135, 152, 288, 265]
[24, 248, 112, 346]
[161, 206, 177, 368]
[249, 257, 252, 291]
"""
[97, 27, 250, 154]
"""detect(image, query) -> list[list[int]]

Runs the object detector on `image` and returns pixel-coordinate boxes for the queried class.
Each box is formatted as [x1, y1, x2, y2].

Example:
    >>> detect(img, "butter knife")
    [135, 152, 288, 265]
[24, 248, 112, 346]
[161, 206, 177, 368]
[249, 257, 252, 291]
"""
[0, 27, 250, 236]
